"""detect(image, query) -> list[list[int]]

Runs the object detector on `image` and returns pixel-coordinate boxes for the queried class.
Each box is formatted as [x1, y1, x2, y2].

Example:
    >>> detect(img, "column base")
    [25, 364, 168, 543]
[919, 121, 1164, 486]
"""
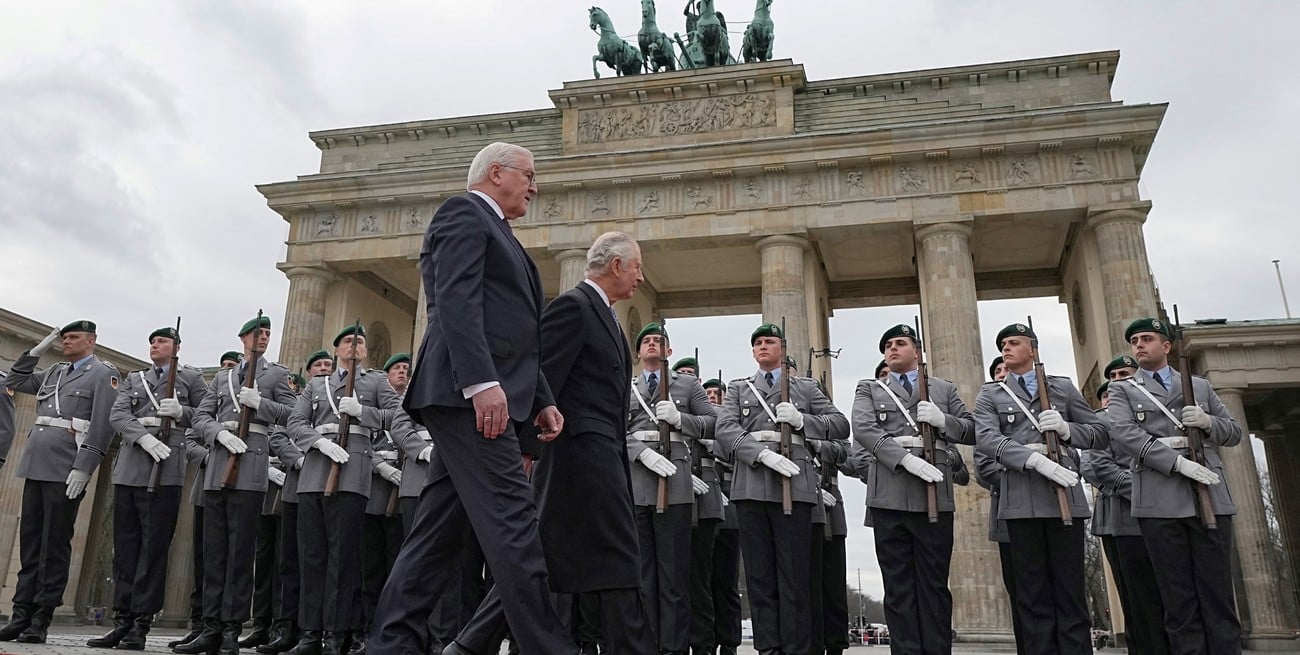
[1244, 632, 1300, 651]
[953, 630, 1017, 644]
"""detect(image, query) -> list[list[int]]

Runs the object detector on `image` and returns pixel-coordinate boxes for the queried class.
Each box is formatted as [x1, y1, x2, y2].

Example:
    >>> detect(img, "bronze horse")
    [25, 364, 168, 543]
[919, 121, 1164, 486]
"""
[639, 0, 678, 73]
[742, 0, 774, 63]
[590, 6, 643, 78]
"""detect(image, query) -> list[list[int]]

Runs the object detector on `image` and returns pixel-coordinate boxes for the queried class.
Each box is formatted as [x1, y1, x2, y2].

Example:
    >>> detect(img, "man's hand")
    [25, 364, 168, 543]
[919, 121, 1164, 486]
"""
[156, 398, 184, 419]
[1180, 405, 1213, 431]
[377, 463, 402, 486]
[637, 449, 678, 478]
[1037, 409, 1071, 442]
[756, 449, 800, 477]
[534, 405, 564, 443]
[313, 439, 349, 464]
[1174, 456, 1221, 485]
[821, 489, 838, 507]
[692, 475, 709, 495]
[774, 402, 805, 430]
[66, 470, 90, 499]
[1026, 452, 1078, 488]
[216, 430, 248, 455]
[30, 327, 61, 357]
[238, 386, 262, 411]
[522, 455, 535, 477]
[900, 453, 944, 483]
[268, 466, 287, 487]
[654, 401, 683, 429]
[916, 401, 946, 429]
[136, 434, 172, 463]
[338, 396, 363, 418]
[473, 386, 509, 439]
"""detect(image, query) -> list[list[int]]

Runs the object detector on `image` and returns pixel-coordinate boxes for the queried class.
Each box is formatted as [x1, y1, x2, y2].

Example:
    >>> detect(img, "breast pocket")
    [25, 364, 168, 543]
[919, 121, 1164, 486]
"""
[62, 389, 90, 416]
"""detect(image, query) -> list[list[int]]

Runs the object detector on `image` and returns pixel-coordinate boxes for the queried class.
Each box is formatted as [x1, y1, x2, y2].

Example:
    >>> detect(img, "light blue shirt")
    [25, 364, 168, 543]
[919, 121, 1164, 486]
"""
[1010, 369, 1038, 397]
[1143, 365, 1174, 390]
[895, 369, 918, 390]
[68, 354, 95, 372]
[758, 367, 782, 388]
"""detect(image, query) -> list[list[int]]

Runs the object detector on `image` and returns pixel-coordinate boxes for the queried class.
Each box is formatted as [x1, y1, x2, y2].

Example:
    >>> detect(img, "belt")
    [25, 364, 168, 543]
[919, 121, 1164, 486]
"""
[698, 458, 715, 470]
[139, 417, 163, 427]
[269, 456, 282, 466]
[1157, 436, 1188, 449]
[631, 430, 686, 444]
[316, 423, 371, 437]
[222, 420, 269, 435]
[1022, 443, 1047, 454]
[34, 416, 88, 448]
[751, 430, 806, 446]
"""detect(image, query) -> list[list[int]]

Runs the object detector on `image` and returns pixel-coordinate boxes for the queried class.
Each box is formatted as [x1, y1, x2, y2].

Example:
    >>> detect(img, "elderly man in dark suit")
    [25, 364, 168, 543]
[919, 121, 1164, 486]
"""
[368, 142, 574, 655]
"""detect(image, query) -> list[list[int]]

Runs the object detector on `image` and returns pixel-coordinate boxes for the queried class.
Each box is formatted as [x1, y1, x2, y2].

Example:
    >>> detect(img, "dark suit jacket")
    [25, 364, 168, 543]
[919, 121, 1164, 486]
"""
[530, 282, 639, 593]
[405, 193, 554, 424]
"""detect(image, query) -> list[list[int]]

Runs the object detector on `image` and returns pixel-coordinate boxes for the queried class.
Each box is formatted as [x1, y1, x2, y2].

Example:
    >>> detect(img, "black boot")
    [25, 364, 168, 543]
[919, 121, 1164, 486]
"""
[259, 620, 300, 654]
[287, 630, 323, 655]
[88, 610, 134, 648]
[218, 621, 241, 655]
[718, 647, 738, 655]
[173, 618, 223, 655]
[240, 620, 272, 648]
[169, 617, 204, 649]
[347, 630, 366, 655]
[321, 631, 347, 655]
[0, 603, 35, 642]
[15, 605, 54, 644]
[117, 613, 153, 650]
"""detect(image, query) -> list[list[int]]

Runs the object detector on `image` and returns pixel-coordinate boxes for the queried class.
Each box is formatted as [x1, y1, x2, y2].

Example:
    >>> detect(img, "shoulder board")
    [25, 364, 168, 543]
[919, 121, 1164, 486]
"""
[99, 360, 120, 373]
[133, 367, 151, 374]
[981, 380, 1000, 386]
[673, 371, 699, 381]
[1047, 374, 1070, 380]
[269, 362, 289, 371]
[729, 377, 748, 384]
[1113, 374, 1135, 382]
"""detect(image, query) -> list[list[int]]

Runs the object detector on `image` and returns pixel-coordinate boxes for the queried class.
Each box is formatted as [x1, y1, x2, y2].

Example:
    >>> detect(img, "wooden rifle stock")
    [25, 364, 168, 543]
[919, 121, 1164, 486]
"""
[221, 346, 261, 488]
[148, 316, 182, 493]
[914, 316, 939, 523]
[655, 358, 671, 514]
[1031, 356, 1073, 526]
[1174, 308, 1218, 530]
[325, 319, 363, 497]
[385, 447, 402, 517]
[779, 353, 793, 516]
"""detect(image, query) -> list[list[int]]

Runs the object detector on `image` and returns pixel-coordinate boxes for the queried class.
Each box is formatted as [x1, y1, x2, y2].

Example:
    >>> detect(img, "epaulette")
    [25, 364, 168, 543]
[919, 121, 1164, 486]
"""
[183, 364, 203, 372]
[729, 377, 748, 384]
[981, 380, 999, 386]
[672, 370, 700, 381]
[100, 360, 120, 373]
[1112, 373, 1135, 382]
[269, 362, 289, 371]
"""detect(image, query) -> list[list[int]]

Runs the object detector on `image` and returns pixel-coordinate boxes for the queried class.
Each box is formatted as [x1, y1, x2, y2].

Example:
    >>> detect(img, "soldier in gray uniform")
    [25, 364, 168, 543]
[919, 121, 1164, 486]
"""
[974, 323, 1106, 655]
[715, 323, 850, 655]
[179, 317, 297, 655]
[624, 325, 715, 655]
[286, 325, 411, 655]
[88, 327, 208, 650]
[0, 320, 119, 644]
[852, 324, 975, 655]
[815, 435, 851, 655]
[972, 356, 1022, 655]
[679, 366, 729, 655]
[1106, 318, 1242, 655]
[703, 378, 742, 655]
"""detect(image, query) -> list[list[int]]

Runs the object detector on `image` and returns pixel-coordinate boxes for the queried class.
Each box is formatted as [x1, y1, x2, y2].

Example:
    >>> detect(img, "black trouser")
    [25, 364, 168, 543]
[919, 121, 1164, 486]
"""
[277, 502, 300, 624]
[202, 489, 263, 621]
[1113, 535, 1169, 655]
[809, 522, 826, 654]
[1005, 518, 1090, 655]
[399, 497, 419, 536]
[996, 542, 1025, 655]
[251, 513, 281, 626]
[188, 505, 205, 624]
[457, 525, 488, 633]
[871, 508, 954, 655]
[575, 592, 604, 651]
[1138, 515, 1240, 655]
[688, 518, 720, 653]
[111, 484, 182, 615]
[711, 527, 742, 649]
[1100, 537, 1133, 650]
[634, 504, 692, 653]
[298, 491, 366, 632]
[735, 500, 812, 655]
[359, 513, 403, 632]
[821, 534, 850, 651]
[15, 479, 85, 607]
[564, 590, 656, 655]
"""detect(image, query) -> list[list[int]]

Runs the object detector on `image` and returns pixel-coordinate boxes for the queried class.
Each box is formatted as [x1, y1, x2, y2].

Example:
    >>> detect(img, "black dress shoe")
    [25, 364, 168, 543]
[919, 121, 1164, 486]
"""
[116, 613, 153, 650]
[442, 642, 480, 655]
[169, 622, 204, 650]
[88, 610, 134, 648]
[174, 619, 223, 655]
[14, 606, 54, 644]
[240, 622, 272, 649]
[259, 621, 301, 654]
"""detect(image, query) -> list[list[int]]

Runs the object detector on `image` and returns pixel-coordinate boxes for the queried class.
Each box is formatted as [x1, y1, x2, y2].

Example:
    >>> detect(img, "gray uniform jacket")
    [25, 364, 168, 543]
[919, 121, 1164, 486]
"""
[715, 372, 850, 505]
[263, 430, 306, 514]
[6, 351, 120, 482]
[287, 368, 410, 498]
[625, 371, 716, 507]
[815, 438, 850, 536]
[974, 375, 1106, 520]
[851, 373, 975, 513]
[393, 419, 432, 499]
[0, 371, 15, 465]
[973, 449, 1010, 543]
[193, 359, 296, 492]
[110, 365, 208, 488]
[1080, 410, 1142, 537]
[184, 430, 208, 507]
[693, 438, 726, 521]
[366, 433, 402, 515]
[1106, 370, 1241, 519]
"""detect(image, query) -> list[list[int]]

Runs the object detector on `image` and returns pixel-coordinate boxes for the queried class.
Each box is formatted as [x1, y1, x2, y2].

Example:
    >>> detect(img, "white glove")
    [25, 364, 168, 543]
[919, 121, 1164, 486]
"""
[417, 446, 433, 463]
[292, 457, 303, 470]
[216, 430, 248, 454]
[720, 493, 730, 507]
[66, 470, 90, 499]
[1180, 405, 1213, 430]
[774, 402, 804, 430]
[637, 448, 678, 478]
[376, 463, 402, 485]
[313, 439, 349, 464]
[1174, 456, 1221, 485]
[756, 449, 800, 477]
[654, 400, 683, 429]
[916, 401, 946, 429]
[268, 466, 287, 487]
[691, 475, 709, 495]
[135, 434, 172, 463]
[338, 396, 363, 418]
[1026, 452, 1078, 488]
[1037, 409, 1071, 442]
[238, 386, 262, 411]
[30, 327, 61, 357]
[821, 489, 838, 507]
[156, 397, 184, 419]
[417, 430, 433, 443]
[900, 453, 944, 483]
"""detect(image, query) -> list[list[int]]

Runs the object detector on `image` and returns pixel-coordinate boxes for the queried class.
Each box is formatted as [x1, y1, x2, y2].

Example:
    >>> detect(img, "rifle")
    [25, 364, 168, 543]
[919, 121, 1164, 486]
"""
[222, 309, 263, 488]
[385, 434, 402, 518]
[1027, 316, 1072, 526]
[325, 318, 362, 497]
[913, 315, 939, 523]
[690, 348, 702, 528]
[779, 316, 793, 516]
[655, 354, 671, 514]
[148, 316, 182, 494]
[1173, 306, 1218, 530]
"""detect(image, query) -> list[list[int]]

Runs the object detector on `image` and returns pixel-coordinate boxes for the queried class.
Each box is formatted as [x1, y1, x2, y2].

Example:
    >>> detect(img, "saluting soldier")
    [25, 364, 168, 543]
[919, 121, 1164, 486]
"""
[179, 316, 297, 655]
[852, 324, 975, 655]
[285, 325, 411, 655]
[1106, 318, 1242, 655]
[87, 327, 208, 650]
[702, 378, 742, 655]
[0, 321, 119, 644]
[715, 323, 850, 655]
[974, 323, 1106, 655]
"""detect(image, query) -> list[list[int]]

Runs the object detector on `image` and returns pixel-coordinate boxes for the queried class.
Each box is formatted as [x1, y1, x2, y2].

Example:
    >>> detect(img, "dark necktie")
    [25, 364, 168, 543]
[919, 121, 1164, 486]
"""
[155, 367, 164, 379]
[609, 306, 620, 329]
[900, 375, 913, 394]
[1018, 376, 1030, 397]
[764, 371, 774, 388]
[647, 372, 658, 399]
[1153, 371, 1167, 390]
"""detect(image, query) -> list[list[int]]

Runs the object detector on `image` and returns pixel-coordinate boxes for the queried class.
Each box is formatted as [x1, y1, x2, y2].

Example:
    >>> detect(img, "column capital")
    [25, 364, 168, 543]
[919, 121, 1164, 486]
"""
[555, 249, 588, 263]
[278, 262, 336, 282]
[914, 220, 973, 242]
[1086, 201, 1152, 229]
[1214, 386, 1246, 399]
[755, 234, 810, 252]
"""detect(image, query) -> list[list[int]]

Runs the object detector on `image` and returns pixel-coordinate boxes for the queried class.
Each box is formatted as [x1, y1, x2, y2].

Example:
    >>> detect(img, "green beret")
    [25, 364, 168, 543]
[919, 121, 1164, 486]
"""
[988, 356, 1004, 381]
[1124, 317, 1171, 342]
[875, 359, 889, 377]
[702, 378, 724, 390]
[995, 323, 1036, 349]
[148, 327, 180, 344]
[384, 352, 412, 371]
[672, 357, 698, 372]
[750, 323, 783, 345]
[1104, 355, 1139, 379]
[60, 320, 96, 336]
[879, 324, 919, 353]
[238, 316, 271, 337]
[635, 322, 668, 347]
[291, 373, 307, 388]
[1096, 380, 1110, 401]
[333, 324, 367, 347]
[305, 350, 331, 369]
[219, 351, 242, 365]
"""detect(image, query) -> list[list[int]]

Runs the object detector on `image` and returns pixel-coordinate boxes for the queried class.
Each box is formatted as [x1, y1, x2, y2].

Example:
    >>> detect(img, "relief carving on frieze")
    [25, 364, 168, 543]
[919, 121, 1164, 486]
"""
[576, 93, 776, 144]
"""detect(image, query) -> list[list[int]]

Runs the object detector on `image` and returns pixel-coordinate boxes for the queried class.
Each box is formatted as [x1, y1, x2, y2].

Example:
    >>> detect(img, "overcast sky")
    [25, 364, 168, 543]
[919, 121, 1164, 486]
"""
[2, 1, 1297, 600]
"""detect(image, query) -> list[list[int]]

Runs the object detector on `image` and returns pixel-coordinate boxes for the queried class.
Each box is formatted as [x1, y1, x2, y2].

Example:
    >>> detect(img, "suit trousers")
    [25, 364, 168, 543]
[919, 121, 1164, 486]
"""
[457, 529, 488, 634]
[996, 542, 1026, 655]
[1113, 535, 1169, 655]
[277, 502, 300, 624]
[368, 407, 572, 655]
[202, 489, 263, 621]
[298, 491, 366, 632]
[111, 484, 182, 615]
[251, 513, 281, 624]
[871, 508, 954, 655]
[735, 500, 812, 655]
[398, 497, 468, 649]
[688, 518, 720, 652]
[563, 590, 656, 655]
[710, 526, 742, 649]
[809, 522, 826, 654]
[360, 513, 404, 631]
[1005, 519, 1090, 655]
[15, 480, 84, 607]
[635, 504, 692, 652]
[1100, 537, 1133, 651]
[1138, 516, 1241, 655]
[187, 505, 205, 623]
[821, 534, 850, 651]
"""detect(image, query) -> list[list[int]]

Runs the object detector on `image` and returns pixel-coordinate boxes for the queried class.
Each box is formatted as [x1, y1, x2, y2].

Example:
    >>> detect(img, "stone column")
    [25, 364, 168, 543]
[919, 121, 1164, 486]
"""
[278, 265, 334, 369]
[558, 249, 588, 292]
[160, 467, 201, 625]
[1215, 388, 1297, 647]
[1261, 429, 1300, 619]
[915, 221, 1011, 641]
[412, 270, 428, 355]
[1086, 208, 1158, 354]
[756, 236, 810, 364]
